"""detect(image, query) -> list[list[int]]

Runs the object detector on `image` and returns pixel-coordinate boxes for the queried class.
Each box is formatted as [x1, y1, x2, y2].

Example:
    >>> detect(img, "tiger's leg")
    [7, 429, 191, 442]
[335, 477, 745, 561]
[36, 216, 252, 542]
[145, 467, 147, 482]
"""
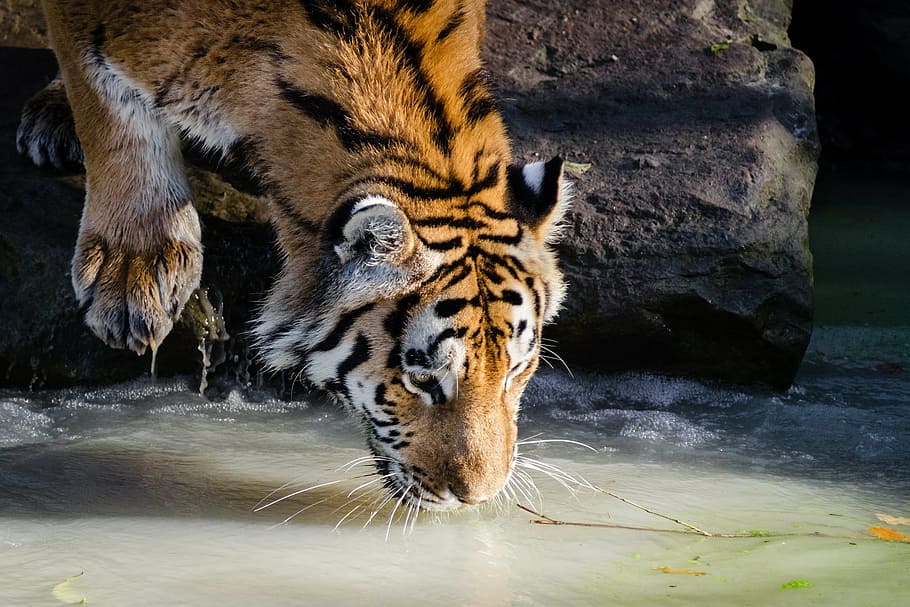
[53, 49, 202, 355]
[16, 75, 84, 170]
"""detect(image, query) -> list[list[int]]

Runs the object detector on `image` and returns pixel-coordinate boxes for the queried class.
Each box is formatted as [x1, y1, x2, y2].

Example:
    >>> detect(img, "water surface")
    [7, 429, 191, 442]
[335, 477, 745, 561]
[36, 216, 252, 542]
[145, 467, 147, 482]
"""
[2, 324, 908, 606]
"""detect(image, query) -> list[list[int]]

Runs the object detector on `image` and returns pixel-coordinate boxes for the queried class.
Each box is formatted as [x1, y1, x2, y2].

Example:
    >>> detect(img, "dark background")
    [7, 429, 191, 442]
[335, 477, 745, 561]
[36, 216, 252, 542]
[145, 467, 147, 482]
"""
[790, 0, 910, 174]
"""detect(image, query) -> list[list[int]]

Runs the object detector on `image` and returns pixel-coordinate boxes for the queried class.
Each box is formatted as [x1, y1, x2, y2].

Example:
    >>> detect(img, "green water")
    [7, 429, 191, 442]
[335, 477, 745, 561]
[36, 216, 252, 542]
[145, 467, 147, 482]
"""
[810, 170, 910, 327]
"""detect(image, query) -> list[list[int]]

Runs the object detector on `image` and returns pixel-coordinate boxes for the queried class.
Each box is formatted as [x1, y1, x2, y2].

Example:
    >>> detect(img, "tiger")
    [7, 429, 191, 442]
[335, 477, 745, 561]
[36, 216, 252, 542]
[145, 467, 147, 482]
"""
[17, 0, 569, 511]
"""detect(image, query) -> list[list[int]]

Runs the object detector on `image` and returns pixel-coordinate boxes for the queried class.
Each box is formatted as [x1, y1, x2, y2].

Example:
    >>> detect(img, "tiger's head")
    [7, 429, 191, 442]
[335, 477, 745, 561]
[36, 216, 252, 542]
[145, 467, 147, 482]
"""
[255, 157, 569, 510]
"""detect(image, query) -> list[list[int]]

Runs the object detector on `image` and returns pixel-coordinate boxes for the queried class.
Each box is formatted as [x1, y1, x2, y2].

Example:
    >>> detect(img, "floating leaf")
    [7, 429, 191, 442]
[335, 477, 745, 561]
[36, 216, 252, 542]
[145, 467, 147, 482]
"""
[747, 529, 773, 537]
[656, 566, 706, 576]
[52, 570, 87, 604]
[876, 513, 910, 526]
[780, 579, 813, 590]
[564, 161, 593, 176]
[869, 526, 910, 542]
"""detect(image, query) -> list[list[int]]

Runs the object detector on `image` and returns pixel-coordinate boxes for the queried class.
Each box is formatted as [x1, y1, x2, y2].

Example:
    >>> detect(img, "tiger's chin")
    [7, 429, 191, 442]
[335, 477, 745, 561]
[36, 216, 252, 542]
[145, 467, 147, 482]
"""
[376, 454, 510, 512]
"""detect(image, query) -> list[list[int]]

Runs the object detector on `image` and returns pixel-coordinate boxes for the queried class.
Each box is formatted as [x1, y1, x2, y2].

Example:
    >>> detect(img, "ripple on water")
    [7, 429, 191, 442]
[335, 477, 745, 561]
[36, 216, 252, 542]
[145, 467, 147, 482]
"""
[0, 399, 58, 447]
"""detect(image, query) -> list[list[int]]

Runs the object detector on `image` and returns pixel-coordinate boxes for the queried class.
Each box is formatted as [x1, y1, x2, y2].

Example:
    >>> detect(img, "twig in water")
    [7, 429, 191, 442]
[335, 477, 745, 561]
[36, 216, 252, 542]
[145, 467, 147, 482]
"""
[591, 484, 713, 536]
[515, 504, 868, 541]
[516, 503, 704, 535]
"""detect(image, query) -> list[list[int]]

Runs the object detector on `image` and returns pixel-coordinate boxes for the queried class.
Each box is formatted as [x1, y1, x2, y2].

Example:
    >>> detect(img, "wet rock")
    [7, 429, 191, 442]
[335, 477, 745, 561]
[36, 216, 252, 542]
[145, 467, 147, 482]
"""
[1, 0, 819, 388]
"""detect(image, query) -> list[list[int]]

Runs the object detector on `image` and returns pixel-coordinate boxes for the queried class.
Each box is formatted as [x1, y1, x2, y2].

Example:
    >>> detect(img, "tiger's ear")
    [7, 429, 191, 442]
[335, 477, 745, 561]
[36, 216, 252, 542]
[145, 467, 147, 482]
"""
[330, 196, 439, 302]
[334, 196, 417, 266]
[507, 156, 569, 243]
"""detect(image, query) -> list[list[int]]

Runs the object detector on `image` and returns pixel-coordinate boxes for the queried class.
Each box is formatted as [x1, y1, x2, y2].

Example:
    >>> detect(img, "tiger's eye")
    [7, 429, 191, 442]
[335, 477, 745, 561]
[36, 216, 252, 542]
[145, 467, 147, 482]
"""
[409, 371, 433, 384]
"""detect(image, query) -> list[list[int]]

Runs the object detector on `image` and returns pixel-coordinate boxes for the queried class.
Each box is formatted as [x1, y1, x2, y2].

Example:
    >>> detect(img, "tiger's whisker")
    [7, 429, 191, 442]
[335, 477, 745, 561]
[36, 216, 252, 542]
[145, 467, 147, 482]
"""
[385, 483, 413, 542]
[334, 486, 391, 532]
[337, 454, 395, 473]
[363, 489, 400, 529]
[515, 457, 590, 495]
[254, 476, 367, 512]
[408, 494, 422, 535]
[346, 473, 395, 498]
[511, 468, 542, 508]
[516, 455, 590, 485]
[273, 497, 329, 528]
[540, 344, 573, 377]
[516, 438, 599, 452]
[330, 482, 387, 519]
[334, 502, 367, 531]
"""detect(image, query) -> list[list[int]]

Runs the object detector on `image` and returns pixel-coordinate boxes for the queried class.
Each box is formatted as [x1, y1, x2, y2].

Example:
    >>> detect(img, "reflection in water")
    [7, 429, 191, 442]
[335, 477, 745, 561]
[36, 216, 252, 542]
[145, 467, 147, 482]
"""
[0, 327, 908, 605]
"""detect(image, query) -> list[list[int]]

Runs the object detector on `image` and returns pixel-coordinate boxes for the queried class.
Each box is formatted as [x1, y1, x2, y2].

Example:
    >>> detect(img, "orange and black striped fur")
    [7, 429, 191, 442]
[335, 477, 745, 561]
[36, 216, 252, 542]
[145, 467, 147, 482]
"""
[18, 0, 569, 510]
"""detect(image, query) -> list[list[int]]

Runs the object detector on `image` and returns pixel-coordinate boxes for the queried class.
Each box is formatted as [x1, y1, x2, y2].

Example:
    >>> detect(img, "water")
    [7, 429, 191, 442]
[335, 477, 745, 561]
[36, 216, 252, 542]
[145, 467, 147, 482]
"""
[1, 323, 908, 606]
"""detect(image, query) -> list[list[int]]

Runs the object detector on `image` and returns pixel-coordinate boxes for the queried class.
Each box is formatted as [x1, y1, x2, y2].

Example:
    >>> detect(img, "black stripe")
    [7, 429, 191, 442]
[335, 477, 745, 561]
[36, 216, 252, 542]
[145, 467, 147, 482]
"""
[369, 7, 455, 152]
[312, 303, 376, 352]
[421, 258, 470, 289]
[435, 298, 470, 318]
[345, 160, 498, 204]
[456, 201, 514, 221]
[365, 408, 399, 428]
[517, 319, 528, 336]
[325, 333, 371, 395]
[459, 68, 497, 125]
[386, 344, 402, 370]
[384, 292, 421, 338]
[217, 136, 270, 195]
[412, 216, 487, 229]
[299, 0, 357, 38]
[373, 432, 400, 444]
[471, 246, 528, 277]
[423, 236, 463, 250]
[426, 326, 468, 357]
[399, 0, 435, 12]
[88, 23, 106, 66]
[440, 262, 474, 291]
[437, 4, 466, 42]
[379, 152, 451, 184]
[272, 196, 322, 234]
[480, 265, 506, 285]
[526, 277, 542, 319]
[375, 383, 397, 408]
[486, 325, 506, 339]
[469, 161, 502, 194]
[478, 229, 523, 245]
[500, 290, 523, 306]
[346, 174, 464, 203]
[276, 78, 394, 152]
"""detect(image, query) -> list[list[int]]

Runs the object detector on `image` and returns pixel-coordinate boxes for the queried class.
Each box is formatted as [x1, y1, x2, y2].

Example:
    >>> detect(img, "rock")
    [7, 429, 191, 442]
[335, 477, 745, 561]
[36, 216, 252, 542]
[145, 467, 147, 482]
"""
[0, 0, 47, 48]
[485, 0, 818, 387]
[0, 0, 818, 389]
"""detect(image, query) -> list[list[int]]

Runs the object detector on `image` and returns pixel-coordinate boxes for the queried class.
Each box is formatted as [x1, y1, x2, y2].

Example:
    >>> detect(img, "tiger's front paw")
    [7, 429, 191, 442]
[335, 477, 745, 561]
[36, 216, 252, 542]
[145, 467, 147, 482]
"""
[72, 231, 203, 355]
